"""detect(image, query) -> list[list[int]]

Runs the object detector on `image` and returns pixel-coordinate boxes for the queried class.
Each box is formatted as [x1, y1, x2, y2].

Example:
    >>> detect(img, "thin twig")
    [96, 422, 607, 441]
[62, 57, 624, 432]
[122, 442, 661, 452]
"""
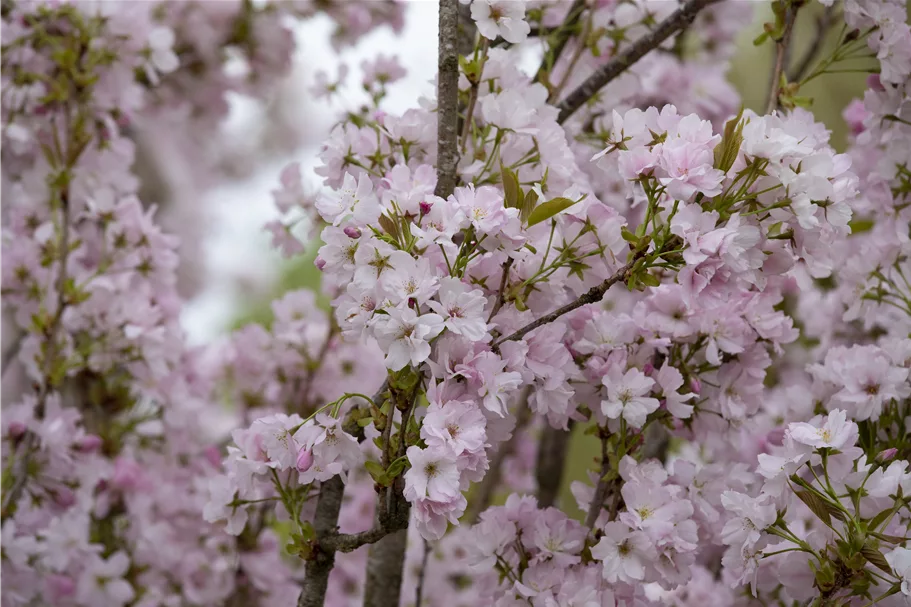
[491, 245, 653, 351]
[486, 257, 514, 323]
[766, 2, 800, 114]
[435, 0, 461, 199]
[555, 0, 721, 124]
[584, 432, 612, 529]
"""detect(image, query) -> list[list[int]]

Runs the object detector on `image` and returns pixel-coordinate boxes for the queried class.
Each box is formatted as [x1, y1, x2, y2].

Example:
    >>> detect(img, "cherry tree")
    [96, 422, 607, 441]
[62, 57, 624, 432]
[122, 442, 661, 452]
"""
[3, 0, 911, 606]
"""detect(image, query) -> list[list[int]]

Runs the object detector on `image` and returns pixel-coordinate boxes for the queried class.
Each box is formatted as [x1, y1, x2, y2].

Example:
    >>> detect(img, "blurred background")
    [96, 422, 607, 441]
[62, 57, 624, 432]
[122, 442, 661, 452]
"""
[172, 1, 867, 516]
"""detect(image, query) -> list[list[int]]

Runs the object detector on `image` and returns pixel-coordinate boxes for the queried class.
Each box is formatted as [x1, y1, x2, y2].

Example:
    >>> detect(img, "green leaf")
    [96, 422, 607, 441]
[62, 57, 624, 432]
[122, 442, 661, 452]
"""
[526, 197, 579, 227]
[638, 272, 660, 288]
[861, 542, 894, 575]
[753, 31, 770, 46]
[365, 461, 391, 486]
[714, 106, 745, 174]
[386, 458, 407, 479]
[521, 189, 539, 223]
[501, 163, 521, 209]
[794, 489, 832, 526]
[621, 226, 639, 242]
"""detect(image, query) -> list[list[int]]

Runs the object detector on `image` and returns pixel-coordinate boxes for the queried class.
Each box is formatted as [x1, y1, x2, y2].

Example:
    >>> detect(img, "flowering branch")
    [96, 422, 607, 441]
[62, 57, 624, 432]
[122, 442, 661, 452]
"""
[435, 0, 461, 199]
[491, 242, 665, 350]
[555, 0, 721, 123]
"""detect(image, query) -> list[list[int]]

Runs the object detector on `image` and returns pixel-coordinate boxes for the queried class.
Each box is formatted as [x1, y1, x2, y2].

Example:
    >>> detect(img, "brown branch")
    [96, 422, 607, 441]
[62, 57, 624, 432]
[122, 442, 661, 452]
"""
[414, 539, 431, 607]
[766, 2, 800, 115]
[298, 476, 345, 607]
[536, 421, 576, 508]
[435, 0, 461, 199]
[555, 0, 721, 124]
[534, 0, 587, 86]
[491, 246, 652, 351]
[465, 386, 532, 523]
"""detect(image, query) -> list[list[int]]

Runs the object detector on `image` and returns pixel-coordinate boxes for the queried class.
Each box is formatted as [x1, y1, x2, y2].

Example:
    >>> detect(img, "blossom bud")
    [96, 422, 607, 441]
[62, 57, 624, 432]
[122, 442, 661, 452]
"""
[643, 362, 654, 375]
[314, 256, 327, 270]
[7, 421, 27, 439]
[296, 447, 314, 473]
[766, 427, 786, 447]
[689, 377, 702, 395]
[343, 226, 362, 239]
[419, 200, 432, 216]
[374, 110, 386, 125]
[876, 448, 898, 463]
[78, 434, 103, 453]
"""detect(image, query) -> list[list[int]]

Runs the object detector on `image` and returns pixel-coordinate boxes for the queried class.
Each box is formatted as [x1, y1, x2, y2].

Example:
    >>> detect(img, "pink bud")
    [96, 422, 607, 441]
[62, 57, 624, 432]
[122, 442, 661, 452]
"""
[314, 256, 326, 270]
[876, 448, 898, 463]
[296, 447, 314, 473]
[419, 200, 432, 215]
[766, 427, 786, 447]
[689, 377, 701, 395]
[643, 362, 654, 375]
[204, 445, 223, 468]
[78, 434, 103, 453]
[344, 226, 362, 239]
[374, 110, 387, 125]
[7, 421, 26, 439]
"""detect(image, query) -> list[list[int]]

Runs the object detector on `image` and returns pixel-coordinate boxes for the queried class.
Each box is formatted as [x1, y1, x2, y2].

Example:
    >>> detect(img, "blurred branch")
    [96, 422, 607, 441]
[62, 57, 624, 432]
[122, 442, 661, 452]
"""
[788, 3, 839, 82]
[465, 387, 532, 523]
[536, 421, 575, 508]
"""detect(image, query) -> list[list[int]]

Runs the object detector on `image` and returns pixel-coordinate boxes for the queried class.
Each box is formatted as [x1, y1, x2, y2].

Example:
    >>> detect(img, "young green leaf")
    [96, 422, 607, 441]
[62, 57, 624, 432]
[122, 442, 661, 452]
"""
[526, 197, 579, 227]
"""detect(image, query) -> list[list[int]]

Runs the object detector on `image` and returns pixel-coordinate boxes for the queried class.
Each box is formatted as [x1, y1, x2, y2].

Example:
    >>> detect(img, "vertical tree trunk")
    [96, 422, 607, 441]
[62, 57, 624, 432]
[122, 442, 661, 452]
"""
[299, 476, 345, 607]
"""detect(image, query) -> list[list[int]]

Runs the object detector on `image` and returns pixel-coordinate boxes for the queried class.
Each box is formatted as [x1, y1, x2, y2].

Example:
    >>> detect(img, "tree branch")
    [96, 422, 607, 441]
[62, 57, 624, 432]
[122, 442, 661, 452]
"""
[555, 0, 721, 124]
[536, 421, 575, 508]
[414, 539, 431, 607]
[491, 246, 652, 351]
[435, 0, 461, 199]
[298, 476, 345, 607]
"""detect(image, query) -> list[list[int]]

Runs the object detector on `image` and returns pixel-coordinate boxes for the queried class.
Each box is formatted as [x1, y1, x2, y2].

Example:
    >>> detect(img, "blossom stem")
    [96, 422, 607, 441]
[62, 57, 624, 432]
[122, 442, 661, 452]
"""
[556, 0, 720, 124]
[788, 4, 839, 82]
